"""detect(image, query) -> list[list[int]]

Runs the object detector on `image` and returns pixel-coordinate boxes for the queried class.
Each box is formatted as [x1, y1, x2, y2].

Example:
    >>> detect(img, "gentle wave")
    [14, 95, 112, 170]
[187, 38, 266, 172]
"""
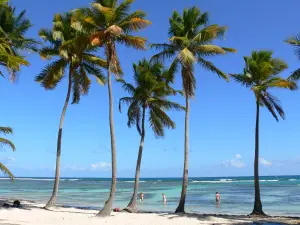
[260, 180, 278, 182]
[289, 179, 297, 181]
[191, 180, 237, 183]
[64, 179, 80, 181]
[0, 178, 81, 181]
[219, 179, 233, 181]
[191, 179, 279, 183]
[124, 181, 146, 183]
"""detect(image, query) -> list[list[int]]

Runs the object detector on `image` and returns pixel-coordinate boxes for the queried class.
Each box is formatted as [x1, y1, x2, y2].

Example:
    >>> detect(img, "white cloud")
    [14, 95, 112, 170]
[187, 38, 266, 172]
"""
[230, 159, 245, 168]
[260, 158, 272, 167]
[222, 154, 245, 168]
[236, 154, 242, 159]
[90, 162, 111, 171]
[0, 156, 15, 164]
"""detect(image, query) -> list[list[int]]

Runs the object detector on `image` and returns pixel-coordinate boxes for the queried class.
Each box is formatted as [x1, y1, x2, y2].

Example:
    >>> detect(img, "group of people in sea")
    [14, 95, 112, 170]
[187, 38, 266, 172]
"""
[138, 193, 167, 203]
[138, 192, 221, 204]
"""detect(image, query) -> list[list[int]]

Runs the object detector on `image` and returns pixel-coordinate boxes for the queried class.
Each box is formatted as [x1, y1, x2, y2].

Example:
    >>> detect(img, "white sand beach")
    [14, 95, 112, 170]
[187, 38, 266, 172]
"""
[0, 200, 299, 225]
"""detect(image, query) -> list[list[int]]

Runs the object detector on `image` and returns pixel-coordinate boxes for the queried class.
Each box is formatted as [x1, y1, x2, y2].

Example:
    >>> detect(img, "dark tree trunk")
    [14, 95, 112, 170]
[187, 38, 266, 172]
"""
[45, 66, 73, 209]
[97, 60, 117, 217]
[251, 101, 266, 216]
[127, 106, 146, 211]
[175, 96, 189, 213]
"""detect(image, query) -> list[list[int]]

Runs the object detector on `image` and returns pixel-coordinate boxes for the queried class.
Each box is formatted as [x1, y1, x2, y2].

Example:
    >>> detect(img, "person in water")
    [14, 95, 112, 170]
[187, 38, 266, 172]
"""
[216, 192, 220, 203]
[139, 192, 144, 201]
[162, 193, 167, 203]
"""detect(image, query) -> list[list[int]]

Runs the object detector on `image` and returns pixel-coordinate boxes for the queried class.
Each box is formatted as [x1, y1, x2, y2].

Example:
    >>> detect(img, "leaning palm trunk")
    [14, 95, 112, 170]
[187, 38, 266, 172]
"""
[45, 67, 73, 209]
[98, 60, 117, 217]
[251, 100, 265, 216]
[127, 106, 146, 211]
[175, 96, 189, 213]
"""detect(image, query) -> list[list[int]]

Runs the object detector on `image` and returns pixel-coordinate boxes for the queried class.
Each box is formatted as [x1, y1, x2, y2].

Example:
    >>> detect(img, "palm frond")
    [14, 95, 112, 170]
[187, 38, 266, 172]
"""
[127, 101, 142, 135]
[260, 92, 285, 121]
[115, 0, 134, 20]
[35, 59, 67, 89]
[177, 48, 196, 65]
[117, 34, 147, 50]
[83, 54, 107, 68]
[230, 73, 253, 87]
[195, 44, 226, 57]
[288, 68, 300, 81]
[264, 77, 297, 90]
[83, 62, 106, 85]
[39, 47, 59, 60]
[0, 137, 16, 151]
[119, 96, 134, 112]
[191, 24, 227, 44]
[148, 99, 185, 111]
[149, 109, 164, 137]
[0, 162, 14, 180]
[198, 57, 228, 81]
[119, 17, 151, 33]
[91, 2, 114, 22]
[117, 78, 135, 95]
[150, 49, 176, 64]
[271, 58, 288, 75]
[71, 69, 81, 104]
[0, 127, 13, 135]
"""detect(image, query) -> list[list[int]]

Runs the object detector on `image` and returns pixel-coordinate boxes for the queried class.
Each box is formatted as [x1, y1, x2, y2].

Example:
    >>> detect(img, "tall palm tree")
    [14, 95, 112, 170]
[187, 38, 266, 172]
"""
[119, 59, 184, 211]
[150, 7, 236, 213]
[72, 0, 150, 216]
[285, 34, 300, 81]
[231, 51, 296, 215]
[36, 13, 106, 209]
[0, 126, 16, 180]
[0, 1, 38, 79]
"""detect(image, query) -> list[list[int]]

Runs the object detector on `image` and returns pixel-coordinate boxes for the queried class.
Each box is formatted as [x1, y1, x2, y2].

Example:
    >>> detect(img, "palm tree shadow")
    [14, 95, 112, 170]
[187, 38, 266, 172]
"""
[157, 213, 298, 225]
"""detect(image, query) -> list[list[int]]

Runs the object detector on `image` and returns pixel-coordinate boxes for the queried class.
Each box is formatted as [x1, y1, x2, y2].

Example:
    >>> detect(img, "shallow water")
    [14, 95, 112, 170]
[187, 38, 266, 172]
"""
[0, 176, 299, 216]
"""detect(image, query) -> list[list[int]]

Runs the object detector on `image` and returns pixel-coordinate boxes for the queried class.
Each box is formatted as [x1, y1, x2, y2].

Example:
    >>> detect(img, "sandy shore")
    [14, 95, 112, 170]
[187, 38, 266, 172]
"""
[0, 200, 299, 225]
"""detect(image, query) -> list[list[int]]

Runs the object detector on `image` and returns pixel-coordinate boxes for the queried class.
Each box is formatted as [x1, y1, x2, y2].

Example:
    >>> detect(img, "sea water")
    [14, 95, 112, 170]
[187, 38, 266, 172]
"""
[0, 176, 299, 216]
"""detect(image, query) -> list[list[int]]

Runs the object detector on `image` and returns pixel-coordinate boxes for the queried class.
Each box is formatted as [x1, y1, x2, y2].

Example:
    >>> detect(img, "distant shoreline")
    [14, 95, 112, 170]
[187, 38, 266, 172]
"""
[1, 175, 300, 179]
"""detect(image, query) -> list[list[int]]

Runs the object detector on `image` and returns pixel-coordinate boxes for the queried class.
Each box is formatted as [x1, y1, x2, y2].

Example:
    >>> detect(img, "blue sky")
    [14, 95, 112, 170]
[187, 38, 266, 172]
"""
[2, 0, 300, 177]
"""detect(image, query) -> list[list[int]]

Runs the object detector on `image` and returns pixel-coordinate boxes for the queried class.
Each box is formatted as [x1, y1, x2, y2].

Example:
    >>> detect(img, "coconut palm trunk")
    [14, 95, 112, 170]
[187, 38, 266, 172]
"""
[175, 95, 189, 213]
[127, 106, 146, 210]
[98, 59, 117, 217]
[252, 100, 265, 215]
[45, 66, 73, 209]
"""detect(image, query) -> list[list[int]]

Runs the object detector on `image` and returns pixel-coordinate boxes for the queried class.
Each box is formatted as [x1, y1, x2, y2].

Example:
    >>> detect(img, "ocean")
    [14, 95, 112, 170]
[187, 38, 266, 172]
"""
[0, 176, 299, 216]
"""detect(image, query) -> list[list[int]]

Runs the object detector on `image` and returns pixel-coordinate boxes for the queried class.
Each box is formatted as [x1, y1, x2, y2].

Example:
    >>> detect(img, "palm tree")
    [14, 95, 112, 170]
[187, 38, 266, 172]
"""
[285, 34, 300, 81]
[0, 126, 16, 180]
[118, 59, 184, 211]
[231, 51, 296, 215]
[72, 0, 150, 216]
[150, 7, 236, 213]
[0, 1, 38, 79]
[36, 13, 106, 209]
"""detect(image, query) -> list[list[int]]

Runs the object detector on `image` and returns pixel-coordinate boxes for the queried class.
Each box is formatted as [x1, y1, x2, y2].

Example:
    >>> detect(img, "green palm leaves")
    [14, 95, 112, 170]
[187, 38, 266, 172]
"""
[72, 0, 151, 74]
[36, 13, 106, 103]
[119, 59, 184, 137]
[0, 2, 38, 79]
[0, 126, 15, 180]
[231, 51, 296, 121]
[285, 34, 300, 81]
[151, 7, 236, 97]
[119, 59, 184, 210]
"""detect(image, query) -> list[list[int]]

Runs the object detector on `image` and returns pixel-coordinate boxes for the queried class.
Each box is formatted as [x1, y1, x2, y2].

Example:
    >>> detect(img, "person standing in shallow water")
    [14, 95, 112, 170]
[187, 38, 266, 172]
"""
[216, 192, 221, 203]
[162, 193, 167, 203]
[139, 192, 144, 202]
